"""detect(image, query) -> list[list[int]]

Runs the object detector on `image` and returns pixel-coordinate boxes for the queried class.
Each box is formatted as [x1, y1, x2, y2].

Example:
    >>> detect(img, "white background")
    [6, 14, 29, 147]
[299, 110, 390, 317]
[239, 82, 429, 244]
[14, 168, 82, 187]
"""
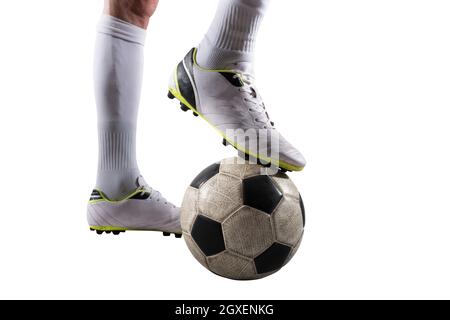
[0, 0, 449, 299]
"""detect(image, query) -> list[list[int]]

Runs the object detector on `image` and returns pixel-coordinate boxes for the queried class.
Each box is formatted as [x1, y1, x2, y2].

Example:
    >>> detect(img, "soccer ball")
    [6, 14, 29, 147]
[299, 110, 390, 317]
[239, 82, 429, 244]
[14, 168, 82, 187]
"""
[181, 157, 305, 280]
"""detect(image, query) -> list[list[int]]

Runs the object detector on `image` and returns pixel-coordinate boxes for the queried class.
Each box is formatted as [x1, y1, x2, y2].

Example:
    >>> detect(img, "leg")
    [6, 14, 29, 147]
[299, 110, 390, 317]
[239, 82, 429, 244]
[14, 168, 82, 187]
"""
[94, 0, 158, 199]
[89, 0, 180, 235]
[104, 0, 159, 29]
[168, 0, 306, 171]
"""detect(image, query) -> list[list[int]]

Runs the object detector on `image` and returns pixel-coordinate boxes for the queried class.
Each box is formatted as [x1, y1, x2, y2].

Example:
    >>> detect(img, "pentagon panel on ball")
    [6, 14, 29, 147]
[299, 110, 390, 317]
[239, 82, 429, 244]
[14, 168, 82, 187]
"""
[181, 157, 305, 280]
[243, 175, 283, 214]
[191, 215, 225, 256]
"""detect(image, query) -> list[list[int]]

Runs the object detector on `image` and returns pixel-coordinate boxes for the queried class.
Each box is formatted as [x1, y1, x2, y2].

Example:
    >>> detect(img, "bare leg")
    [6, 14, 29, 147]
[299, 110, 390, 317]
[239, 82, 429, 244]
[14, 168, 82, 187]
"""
[104, 0, 159, 29]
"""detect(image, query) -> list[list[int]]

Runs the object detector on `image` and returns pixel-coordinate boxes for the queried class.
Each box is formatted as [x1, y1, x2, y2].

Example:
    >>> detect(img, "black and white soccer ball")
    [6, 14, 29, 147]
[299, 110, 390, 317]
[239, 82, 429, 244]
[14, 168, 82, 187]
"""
[181, 157, 305, 280]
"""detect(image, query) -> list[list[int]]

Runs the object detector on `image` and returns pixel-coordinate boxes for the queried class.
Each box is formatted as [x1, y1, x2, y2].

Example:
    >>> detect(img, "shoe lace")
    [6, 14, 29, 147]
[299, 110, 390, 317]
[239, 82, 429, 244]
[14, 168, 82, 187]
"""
[139, 184, 176, 208]
[233, 72, 274, 129]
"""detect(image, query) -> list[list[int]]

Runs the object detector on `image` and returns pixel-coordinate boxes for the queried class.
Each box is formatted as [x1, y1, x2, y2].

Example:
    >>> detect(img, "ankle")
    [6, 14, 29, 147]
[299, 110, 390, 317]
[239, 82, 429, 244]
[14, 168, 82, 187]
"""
[96, 172, 140, 200]
[197, 39, 254, 70]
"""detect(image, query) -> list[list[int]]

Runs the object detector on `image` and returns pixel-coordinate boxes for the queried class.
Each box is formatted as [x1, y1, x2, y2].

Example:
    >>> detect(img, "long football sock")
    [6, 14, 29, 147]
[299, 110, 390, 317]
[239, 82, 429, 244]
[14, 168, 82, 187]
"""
[197, 0, 269, 69]
[94, 15, 146, 200]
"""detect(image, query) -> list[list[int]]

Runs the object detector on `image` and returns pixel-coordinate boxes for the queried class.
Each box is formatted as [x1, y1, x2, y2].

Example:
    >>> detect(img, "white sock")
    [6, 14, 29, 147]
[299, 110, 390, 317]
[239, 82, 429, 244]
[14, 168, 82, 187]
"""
[197, 0, 269, 70]
[94, 15, 146, 200]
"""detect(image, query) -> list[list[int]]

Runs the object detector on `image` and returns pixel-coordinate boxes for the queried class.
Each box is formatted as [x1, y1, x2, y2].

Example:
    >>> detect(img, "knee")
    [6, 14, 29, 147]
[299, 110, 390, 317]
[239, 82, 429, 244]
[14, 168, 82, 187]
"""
[131, 0, 159, 19]
[105, 0, 159, 29]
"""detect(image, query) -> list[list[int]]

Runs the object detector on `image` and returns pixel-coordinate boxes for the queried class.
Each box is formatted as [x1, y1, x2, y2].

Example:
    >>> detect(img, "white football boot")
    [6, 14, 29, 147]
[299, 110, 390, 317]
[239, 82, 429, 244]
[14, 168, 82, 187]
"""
[87, 176, 181, 237]
[168, 48, 306, 172]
